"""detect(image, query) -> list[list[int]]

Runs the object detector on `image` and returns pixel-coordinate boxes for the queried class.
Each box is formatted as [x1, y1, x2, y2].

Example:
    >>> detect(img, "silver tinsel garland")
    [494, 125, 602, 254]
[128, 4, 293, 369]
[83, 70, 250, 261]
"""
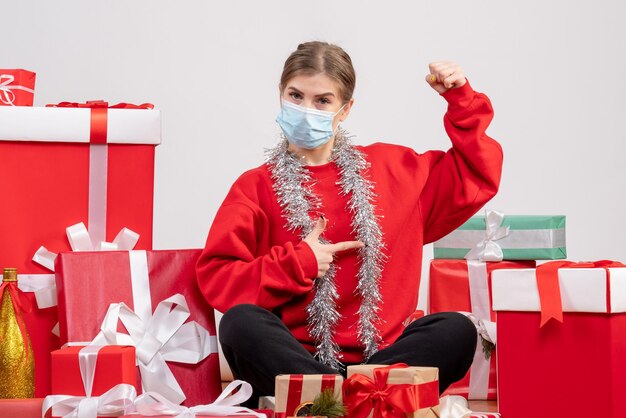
[266, 129, 386, 369]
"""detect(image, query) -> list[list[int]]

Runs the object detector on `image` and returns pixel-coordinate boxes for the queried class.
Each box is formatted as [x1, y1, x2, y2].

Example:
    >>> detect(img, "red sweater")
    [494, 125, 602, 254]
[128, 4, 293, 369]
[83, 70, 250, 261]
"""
[196, 81, 503, 363]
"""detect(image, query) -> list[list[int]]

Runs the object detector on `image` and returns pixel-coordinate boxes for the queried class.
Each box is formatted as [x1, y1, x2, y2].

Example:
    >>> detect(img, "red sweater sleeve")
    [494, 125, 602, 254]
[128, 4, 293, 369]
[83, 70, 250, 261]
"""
[196, 199, 318, 313]
[418, 80, 503, 243]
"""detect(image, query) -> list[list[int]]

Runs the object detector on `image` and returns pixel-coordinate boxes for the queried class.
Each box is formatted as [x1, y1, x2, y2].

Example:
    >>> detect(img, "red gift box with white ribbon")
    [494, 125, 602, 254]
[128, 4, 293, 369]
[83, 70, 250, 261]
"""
[0, 101, 160, 396]
[428, 259, 535, 400]
[55, 249, 223, 407]
[46, 345, 138, 418]
[0, 69, 36, 106]
[492, 261, 626, 418]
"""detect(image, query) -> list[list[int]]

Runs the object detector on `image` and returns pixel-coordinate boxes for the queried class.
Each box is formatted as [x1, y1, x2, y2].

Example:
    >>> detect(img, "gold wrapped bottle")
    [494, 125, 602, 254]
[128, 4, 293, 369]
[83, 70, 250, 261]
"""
[0, 268, 35, 398]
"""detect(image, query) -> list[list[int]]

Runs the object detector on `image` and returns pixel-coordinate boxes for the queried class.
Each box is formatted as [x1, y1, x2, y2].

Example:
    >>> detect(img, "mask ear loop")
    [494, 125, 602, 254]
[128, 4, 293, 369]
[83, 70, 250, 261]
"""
[333, 103, 349, 135]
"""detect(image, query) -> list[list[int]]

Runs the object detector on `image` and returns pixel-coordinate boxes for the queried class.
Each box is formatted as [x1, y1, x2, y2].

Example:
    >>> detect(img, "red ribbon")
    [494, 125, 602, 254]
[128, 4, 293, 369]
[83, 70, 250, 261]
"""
[537, 260, 626, 327]
[283, 374, 338, 416]
[45, 100, 154, 109]
[342, 363, 439, 418]
[0, 281, 33, 360]
[45, 101, 154, 144]
[285, 374, 304, 416]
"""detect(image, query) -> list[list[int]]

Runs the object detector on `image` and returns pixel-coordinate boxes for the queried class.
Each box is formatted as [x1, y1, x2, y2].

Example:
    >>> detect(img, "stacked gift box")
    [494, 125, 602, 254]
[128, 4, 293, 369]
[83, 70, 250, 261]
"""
[0, 70, 231, 417]
[429, 210, 567, 403]
[428, 209, 626, 418]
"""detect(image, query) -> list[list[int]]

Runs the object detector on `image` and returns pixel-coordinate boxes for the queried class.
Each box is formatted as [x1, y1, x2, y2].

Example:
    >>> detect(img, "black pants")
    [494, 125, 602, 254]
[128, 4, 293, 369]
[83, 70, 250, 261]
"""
[219, 304, 476, 403]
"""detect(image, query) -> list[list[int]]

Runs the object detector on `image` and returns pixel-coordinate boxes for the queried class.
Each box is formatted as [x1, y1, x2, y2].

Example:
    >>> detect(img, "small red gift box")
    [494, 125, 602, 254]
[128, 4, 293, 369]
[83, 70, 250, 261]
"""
[428, 259, 535, 400]
[274, 374, 343, 418]
[492, 261, 626, 418]
[45, 345, 138, 418]
[51, 345, 137, 396]
[0, 102, 160, 397]
[0, 69, 36, 106]
[55, 249, 222, 406]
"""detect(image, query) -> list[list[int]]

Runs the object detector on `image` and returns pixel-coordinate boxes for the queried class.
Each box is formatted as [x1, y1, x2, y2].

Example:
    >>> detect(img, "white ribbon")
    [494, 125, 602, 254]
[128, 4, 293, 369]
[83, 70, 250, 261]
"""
[0, 73, 35, 106]
[17, 222, 139, 337]
[43, 345, 137, 418]
[438, 395, 473, 418]
[464, 260, 497, 400]
[132, 380, 266, 418]
[78, 345, 103, 398]
[65, 222, 140, 253]
[42, 383, 137, 418]
[464, 210, 510, 262]
[17, 273, 57, 309]
[88, 143, 108, 247]
[90, 250, 218, 405]
[25, 222, 139, 310]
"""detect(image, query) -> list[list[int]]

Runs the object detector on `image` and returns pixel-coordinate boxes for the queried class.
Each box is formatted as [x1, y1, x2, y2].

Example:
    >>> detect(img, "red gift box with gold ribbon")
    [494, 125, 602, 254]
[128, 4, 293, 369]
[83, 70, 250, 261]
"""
[343, 364, 439, 418]
[428, 259, 535, 400]
[492, 261, 626, 418]
[0, 69, 36, 106]
[0, 101, 160, 396]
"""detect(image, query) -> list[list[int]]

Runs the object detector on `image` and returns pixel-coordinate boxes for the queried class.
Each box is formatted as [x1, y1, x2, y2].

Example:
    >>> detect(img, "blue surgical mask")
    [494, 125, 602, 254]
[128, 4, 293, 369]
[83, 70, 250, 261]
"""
[276, 100, 345, 149]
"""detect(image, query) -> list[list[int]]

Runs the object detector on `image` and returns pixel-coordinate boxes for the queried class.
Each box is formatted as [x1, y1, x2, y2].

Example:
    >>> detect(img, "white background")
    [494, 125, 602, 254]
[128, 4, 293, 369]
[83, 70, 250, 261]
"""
[5, 1, 625, 309]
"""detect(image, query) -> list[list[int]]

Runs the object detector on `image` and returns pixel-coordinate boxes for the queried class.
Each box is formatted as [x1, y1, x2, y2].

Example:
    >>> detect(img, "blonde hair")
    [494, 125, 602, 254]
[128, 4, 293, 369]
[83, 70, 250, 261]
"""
[280, 41, 356, 104]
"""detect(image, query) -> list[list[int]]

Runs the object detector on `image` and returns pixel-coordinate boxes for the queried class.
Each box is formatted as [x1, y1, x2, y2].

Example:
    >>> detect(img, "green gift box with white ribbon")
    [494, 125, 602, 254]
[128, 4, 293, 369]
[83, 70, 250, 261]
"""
[433, 210, 566, 261]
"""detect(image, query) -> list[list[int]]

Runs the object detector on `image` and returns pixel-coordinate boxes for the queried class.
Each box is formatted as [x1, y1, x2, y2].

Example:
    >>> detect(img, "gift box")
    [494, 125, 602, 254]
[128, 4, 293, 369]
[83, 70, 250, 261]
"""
[275, 374, 343, 418]
[45, 345, 138, 418]
[51, 345, 137, 396]
[433, 210, 566, 261]
[0, 69, 36, 106]
[0, 102, 160, 396]
[343, 364, 439, 418]
[0, 398, 44, 418]
[55, 249, 222, 406]
[428, 259, 535, 400]
[492, 261, 626, 418]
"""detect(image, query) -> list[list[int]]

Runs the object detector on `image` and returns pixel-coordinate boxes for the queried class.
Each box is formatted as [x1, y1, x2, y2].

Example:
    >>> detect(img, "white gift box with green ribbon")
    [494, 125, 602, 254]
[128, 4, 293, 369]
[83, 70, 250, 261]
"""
[433, 210, 566, 261]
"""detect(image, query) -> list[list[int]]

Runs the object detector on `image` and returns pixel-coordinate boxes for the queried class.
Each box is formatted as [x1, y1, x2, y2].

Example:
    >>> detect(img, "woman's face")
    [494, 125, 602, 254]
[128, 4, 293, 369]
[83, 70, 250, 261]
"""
[280, 72, 353, 131]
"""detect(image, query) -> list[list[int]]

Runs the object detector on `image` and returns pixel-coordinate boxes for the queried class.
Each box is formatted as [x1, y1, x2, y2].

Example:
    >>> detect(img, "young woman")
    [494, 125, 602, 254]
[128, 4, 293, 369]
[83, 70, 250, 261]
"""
[196, 41, 503, 400]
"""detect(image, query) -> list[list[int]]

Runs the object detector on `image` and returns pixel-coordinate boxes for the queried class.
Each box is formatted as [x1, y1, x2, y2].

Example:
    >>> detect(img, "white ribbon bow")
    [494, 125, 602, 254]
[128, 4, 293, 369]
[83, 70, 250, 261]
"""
[42, 345, 137, 418]
[465, 313, 497, 347]
[464, 210, 510, 262]
[438, 395, 473, 418]
[133, 380, 267, 418]
[91, 293, 217, 405]
[0, 73, 34, 106]
[21, 222, 139, 310]
[42, 383, 137, 418]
